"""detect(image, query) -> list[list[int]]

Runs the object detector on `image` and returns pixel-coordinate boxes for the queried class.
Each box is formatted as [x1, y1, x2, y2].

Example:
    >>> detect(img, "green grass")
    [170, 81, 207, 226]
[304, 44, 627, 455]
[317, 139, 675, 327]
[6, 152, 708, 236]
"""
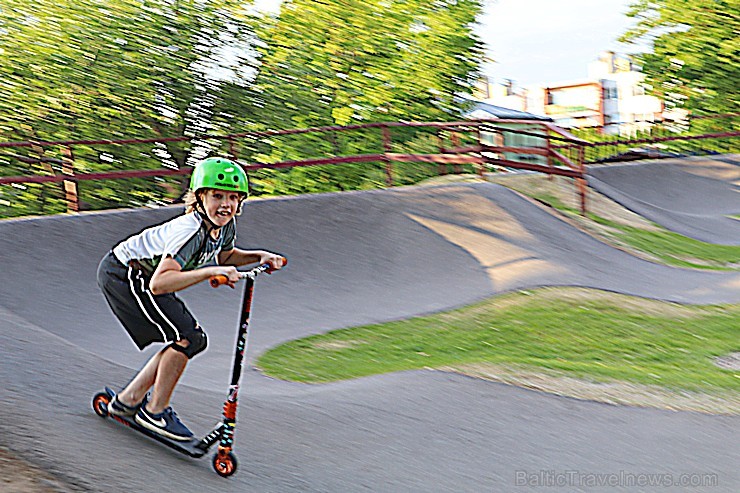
[257, 183, 739, 407]
[590, 216, 740, 269]
[258, 289, 739, 396]
[529, 192, 740, 270]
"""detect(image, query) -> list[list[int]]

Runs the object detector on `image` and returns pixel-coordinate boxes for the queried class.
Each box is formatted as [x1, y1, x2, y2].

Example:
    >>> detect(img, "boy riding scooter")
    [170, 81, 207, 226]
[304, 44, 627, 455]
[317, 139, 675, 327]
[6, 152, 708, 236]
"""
[97, 157, 284, 441]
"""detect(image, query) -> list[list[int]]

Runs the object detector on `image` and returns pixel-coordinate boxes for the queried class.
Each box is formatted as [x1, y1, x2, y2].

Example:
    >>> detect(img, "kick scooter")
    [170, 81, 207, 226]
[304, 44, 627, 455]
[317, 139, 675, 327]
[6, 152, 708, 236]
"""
[92, 259, 286, 477]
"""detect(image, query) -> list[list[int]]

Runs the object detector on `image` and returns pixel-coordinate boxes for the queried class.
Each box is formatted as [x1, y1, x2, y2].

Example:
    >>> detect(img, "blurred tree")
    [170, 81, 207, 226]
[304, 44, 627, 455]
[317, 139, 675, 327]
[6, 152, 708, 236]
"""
[620, 0, 740, 116]
[0, 0, 258, 214]
[240, 0, 485, 193]
[249, 0, 483, 126]
[0, 0, 486, 214]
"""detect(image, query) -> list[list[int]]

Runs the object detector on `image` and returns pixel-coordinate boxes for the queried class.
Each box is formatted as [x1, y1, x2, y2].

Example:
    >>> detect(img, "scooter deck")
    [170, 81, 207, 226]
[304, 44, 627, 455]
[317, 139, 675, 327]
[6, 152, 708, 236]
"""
[100, 388, 208, 458]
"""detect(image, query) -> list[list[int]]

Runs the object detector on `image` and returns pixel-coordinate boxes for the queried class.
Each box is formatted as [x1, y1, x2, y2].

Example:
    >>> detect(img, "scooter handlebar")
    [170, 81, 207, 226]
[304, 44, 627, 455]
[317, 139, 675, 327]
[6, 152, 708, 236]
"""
[209, 257, 287, 288]
[209, 275, 230, 288]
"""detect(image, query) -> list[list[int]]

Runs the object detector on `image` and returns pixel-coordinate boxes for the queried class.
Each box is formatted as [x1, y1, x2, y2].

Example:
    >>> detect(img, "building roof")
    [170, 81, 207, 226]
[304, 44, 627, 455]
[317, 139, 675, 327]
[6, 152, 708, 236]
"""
[464, 100, 552, 122]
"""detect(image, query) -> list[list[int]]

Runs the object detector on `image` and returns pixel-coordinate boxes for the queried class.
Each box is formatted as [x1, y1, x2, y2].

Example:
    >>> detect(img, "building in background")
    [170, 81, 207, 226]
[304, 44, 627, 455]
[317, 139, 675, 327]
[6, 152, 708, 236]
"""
[464, 99, 551, 122]
[473, 78, 528, 112]
[474, 51, 685, 135]
[462, 99, 552, 166]
[536, 78, 616, 130]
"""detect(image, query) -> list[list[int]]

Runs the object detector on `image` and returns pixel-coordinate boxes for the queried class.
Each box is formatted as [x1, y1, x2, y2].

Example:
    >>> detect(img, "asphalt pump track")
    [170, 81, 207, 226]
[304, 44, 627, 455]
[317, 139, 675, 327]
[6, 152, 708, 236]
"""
[0, 156, 738, 492]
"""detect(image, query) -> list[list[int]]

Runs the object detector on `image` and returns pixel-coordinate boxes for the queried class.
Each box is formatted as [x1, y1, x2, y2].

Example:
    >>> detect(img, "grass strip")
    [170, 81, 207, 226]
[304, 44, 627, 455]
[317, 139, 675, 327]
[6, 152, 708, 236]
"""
[258, 289, 739, 399]
[590, 216, 740, 269]
[531, 193, 740, 270]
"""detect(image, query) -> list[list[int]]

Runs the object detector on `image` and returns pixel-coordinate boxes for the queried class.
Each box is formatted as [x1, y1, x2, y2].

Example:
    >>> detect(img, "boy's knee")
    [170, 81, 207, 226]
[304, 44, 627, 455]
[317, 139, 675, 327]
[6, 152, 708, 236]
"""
[169, 328, 208, 359]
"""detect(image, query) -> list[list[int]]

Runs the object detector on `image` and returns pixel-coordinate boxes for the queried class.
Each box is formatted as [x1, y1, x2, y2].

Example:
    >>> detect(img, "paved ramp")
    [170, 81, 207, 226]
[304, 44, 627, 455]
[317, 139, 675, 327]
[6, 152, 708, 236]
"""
[1, 177, 738, 491]
[588, 155, 740, 245]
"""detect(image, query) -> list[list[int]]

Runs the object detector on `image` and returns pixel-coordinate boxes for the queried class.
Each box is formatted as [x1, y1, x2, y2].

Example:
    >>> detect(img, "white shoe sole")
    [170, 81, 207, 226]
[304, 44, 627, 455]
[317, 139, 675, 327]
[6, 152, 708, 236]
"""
[134, 413, 193, 442]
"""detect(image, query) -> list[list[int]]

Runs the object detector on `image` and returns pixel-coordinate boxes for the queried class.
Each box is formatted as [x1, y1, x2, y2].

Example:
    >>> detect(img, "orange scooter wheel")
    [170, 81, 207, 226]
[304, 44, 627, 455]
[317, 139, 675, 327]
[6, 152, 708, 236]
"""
[92, 392, 111, 418]
[213, 450, 238, 477]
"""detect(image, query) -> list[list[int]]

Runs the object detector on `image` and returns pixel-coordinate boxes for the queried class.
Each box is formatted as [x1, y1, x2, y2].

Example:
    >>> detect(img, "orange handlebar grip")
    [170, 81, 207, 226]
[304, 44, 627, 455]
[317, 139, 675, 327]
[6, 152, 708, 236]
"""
[210, 275, 229, 288]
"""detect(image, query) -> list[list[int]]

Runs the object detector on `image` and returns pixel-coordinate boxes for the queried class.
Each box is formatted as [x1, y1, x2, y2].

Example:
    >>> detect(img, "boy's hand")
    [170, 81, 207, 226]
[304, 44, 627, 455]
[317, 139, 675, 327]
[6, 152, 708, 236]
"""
[217, 266, 241, 289]
[260, 252, 286, 271]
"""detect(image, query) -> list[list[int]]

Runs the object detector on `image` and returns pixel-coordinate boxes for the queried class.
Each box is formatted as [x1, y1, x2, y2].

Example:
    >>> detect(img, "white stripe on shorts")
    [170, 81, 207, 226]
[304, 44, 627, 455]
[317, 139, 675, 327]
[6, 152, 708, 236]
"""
[127, 266, 170, 342]
[143, 285, 181, 341]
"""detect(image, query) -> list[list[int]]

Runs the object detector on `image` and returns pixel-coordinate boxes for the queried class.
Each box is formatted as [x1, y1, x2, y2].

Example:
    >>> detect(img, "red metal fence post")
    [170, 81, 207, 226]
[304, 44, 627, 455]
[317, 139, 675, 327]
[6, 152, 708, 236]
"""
[382, 124, 393, 186]
[61, 146, 79, 213]
[545, 124, 555, 181]
[577, 144, 587, 215]
[450, 132, 462, 174]
[30, 143, 53, 214]
[476, 125, 485, 177]
[436, 131, 447, 176]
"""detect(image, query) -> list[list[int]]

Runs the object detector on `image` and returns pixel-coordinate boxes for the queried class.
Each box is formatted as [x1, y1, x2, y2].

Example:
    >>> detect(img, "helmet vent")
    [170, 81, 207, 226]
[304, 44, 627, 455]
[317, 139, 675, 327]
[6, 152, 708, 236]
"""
[218, 173, 225, 180]
[233, 176, 239, 182]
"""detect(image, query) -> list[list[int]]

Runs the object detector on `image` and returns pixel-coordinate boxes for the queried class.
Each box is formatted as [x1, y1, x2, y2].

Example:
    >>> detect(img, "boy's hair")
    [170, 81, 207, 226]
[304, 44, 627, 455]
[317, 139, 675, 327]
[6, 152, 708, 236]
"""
[184, 189, 245, 215]
[184, 190, 198, 214]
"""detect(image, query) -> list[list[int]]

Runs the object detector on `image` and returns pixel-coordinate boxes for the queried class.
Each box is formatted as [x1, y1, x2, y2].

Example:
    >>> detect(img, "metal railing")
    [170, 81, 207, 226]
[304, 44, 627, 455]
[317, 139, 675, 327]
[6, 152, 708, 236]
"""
[1, 116, 737, 218]
[0, 121, 587, 213]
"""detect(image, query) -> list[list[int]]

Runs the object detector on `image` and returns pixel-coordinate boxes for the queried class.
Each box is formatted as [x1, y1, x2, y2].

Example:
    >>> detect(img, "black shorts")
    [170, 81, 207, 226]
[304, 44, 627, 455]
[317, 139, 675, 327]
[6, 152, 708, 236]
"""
[97, 251, 201, 350]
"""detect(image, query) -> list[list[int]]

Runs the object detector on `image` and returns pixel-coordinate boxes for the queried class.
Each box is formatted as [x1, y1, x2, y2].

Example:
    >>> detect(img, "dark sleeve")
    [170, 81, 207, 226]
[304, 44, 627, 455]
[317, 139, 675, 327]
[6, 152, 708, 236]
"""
[221, 219, 236, 251]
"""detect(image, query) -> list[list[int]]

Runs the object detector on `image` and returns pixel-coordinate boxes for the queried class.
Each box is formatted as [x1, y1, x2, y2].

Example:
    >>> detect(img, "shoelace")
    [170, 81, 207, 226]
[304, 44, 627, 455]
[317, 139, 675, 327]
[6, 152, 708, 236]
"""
[162, 407, 185, 424]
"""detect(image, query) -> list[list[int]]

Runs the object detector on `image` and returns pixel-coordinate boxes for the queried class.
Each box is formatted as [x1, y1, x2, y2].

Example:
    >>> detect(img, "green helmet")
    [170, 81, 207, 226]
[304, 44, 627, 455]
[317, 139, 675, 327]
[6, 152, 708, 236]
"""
[190, 157, 249, 197]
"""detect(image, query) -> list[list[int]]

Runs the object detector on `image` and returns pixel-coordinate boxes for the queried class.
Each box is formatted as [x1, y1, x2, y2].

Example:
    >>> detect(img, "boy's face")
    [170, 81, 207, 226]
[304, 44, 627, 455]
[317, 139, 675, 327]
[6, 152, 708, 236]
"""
[201, 188, 243, 227]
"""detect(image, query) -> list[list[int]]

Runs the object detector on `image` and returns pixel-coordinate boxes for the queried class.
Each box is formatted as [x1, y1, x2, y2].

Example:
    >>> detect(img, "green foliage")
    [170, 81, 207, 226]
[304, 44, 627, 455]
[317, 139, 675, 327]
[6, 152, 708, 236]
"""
[0, 0, 486, 216]
[250, 0, 483, 128]
[572, 115, 739, 162]
[0, 0, 258, 217]
[620, 0, 740, 115]
[241, 0, 484, 196]
[0, 0, 256, 142]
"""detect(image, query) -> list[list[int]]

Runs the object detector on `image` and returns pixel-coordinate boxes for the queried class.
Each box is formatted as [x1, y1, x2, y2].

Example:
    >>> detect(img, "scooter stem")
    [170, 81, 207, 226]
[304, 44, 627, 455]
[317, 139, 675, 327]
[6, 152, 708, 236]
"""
[218, 273, 255, 453]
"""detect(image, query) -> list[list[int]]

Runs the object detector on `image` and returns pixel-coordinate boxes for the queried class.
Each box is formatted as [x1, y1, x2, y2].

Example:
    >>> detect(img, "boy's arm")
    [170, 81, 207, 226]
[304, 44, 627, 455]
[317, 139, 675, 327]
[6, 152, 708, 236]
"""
[149, 256, 240, 294]
[218, 248, 285, 269]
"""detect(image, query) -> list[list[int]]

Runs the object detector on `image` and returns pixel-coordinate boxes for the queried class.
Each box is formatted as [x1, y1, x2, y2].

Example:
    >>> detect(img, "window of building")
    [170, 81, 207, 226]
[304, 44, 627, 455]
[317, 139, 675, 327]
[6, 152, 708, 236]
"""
[604, 87, 618, 99]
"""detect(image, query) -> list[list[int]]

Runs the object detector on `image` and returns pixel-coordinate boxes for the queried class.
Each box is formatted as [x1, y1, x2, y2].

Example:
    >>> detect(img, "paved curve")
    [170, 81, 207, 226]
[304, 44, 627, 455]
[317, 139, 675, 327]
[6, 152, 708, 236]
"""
[0, 165, 738, 492]
[588, 155, 740, 245]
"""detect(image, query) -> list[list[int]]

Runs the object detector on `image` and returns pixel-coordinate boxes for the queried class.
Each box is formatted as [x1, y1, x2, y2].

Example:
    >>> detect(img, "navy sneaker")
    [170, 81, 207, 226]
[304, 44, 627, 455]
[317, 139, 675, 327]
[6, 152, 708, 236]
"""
[108, 394, 141, 417]
[135, 404, 194, 441]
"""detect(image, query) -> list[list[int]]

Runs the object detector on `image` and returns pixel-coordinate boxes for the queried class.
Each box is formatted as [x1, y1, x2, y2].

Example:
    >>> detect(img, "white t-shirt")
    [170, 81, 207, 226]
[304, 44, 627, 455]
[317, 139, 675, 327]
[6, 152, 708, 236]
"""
[113, 211, 236, 275]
